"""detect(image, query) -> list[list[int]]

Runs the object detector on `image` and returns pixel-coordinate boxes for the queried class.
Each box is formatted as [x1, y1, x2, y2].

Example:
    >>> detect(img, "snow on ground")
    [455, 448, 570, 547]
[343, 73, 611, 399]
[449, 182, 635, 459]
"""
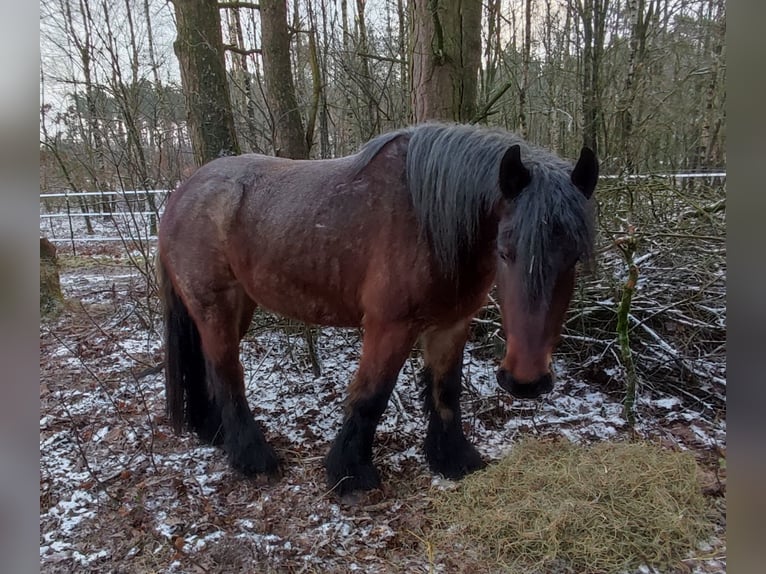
[40, 213, 725, 572]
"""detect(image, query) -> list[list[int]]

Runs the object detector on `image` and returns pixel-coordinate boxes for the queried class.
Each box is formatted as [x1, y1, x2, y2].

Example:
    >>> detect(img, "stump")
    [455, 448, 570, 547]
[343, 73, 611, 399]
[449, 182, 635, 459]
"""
[40, 237, 63, 315]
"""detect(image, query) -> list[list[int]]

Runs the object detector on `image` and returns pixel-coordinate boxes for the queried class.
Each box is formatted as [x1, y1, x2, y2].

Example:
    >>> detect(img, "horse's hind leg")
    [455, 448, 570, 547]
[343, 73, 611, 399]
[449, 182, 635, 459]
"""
[195, 292, 278, 477]
[420, 319, 485, 479]
[325, 320, 416, 495]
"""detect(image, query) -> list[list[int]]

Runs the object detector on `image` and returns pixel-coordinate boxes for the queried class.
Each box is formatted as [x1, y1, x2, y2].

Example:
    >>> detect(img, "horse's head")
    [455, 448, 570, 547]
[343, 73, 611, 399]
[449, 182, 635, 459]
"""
[494, 145, 598, 399]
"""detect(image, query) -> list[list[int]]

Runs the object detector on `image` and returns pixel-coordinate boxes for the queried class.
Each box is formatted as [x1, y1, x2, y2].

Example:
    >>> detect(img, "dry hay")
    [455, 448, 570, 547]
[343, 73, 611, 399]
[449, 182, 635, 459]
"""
[429, 438, 714, 573]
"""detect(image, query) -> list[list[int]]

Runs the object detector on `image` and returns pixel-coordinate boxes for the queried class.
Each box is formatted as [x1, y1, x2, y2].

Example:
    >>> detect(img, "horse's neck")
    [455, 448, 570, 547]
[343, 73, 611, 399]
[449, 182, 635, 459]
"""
[455, 210, 500, 280]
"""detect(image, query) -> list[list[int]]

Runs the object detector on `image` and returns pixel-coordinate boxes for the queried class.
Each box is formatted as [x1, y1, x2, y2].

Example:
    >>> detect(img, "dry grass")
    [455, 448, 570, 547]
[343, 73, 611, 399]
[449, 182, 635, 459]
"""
[429, 437, 714, 574]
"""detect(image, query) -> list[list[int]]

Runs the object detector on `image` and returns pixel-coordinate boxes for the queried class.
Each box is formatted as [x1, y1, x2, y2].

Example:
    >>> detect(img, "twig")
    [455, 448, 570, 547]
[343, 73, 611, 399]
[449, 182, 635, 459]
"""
[628, 314, 723, 388]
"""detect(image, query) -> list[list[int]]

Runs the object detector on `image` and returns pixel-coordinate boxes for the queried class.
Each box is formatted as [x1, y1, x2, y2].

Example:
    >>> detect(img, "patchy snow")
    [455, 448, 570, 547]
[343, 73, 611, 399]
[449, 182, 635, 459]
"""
[40, 244, 726, 573]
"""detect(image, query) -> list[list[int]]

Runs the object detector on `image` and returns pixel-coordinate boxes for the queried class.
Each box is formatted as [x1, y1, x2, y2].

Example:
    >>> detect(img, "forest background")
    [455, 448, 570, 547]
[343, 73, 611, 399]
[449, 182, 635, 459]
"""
[40, 0, 725, 188]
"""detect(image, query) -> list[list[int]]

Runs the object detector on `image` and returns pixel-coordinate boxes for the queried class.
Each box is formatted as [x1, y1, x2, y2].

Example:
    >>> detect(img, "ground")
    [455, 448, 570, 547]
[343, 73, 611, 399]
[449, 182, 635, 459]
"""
[39, 241, 725, 573]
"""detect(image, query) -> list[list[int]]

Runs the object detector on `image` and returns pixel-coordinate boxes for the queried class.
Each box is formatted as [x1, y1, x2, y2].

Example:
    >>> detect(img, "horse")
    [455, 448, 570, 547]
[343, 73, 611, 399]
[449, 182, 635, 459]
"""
[157, 122, 598, 496]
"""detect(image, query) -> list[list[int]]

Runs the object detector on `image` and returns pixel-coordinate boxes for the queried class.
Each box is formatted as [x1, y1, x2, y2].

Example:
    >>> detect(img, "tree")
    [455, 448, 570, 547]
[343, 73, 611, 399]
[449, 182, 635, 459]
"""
[260, 0, 309, 158]
[40, 238, 64, 316]
[574, 0, 609, 155]
[698, 0, 725, 169]
[410, 0, 482, 122]
[616, 0, 653, 173]
[224, 2, 262, 153]
[172, 0, 240, 165]
[518, 0, 533, 138]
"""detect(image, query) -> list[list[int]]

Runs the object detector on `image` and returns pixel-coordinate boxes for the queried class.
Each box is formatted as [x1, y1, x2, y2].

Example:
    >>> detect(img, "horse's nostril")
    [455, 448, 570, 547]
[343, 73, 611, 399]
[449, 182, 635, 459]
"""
[496, 370, 554, 399]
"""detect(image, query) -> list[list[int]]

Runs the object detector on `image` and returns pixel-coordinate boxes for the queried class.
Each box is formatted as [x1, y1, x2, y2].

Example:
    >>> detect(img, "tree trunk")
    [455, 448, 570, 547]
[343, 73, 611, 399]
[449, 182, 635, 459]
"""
[518, 0, 532, 138]
[355, 0, 379, 138]
[66, 0, 110, 213]
[410, 0, 482, 122]
[397, 0, 409, 120]
[577, 0, 608, 156]
[173, 0, 240, 165]
[482, 0, 501, 109]
[617, 0, 652, 173]
[700, 0, 725, 168]
[40, 238, 64, 316]
[260, 0, 308, 158]
[318, 0, 331, 158]
[227, 4, 260, 152]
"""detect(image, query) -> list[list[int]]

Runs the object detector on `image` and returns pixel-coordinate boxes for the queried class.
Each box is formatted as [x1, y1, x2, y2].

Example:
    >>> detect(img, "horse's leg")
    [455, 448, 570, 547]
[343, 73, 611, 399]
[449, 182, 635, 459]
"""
[325, 320, 416, 495]
[420, 319, 485, 479]
[196, 292, 278, 477]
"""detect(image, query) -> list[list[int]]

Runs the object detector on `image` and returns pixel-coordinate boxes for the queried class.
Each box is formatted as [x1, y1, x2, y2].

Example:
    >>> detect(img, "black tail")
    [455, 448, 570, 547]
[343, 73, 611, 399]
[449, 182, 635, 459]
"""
[159, 258, 221, 442]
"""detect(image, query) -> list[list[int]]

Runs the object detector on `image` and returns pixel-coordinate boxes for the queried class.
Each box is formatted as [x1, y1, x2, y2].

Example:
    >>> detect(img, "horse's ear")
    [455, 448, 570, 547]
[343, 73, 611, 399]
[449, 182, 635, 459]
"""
[571, 147, 599, 198]
[499, 144, 531, 200]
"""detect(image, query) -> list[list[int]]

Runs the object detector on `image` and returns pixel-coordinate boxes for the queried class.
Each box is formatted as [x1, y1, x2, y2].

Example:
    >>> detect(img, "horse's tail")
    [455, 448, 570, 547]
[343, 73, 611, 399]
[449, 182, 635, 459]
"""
[158, 255, 208, 435]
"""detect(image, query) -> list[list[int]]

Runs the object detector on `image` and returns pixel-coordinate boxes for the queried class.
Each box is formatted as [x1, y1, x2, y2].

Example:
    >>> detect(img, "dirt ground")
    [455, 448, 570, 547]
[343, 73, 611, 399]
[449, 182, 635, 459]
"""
[39, 243, 726, 573]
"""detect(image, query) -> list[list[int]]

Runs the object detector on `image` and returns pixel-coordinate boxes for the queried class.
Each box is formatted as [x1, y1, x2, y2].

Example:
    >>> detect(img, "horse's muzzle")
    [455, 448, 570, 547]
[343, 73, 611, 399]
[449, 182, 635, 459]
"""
[496, 369, 554, 399]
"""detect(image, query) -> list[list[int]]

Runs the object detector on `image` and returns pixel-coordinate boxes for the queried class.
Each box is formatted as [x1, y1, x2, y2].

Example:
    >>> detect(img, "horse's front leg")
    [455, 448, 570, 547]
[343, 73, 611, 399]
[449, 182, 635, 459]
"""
[325, 321, 416, 495]
[420, 319, 486, 479]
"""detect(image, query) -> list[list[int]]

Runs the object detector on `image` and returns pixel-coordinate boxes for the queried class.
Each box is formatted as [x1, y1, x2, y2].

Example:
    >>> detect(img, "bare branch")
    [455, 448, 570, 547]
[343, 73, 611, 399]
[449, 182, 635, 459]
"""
[218, 1, 259, 10]
[223, 44, 261, 56]
[357, 52, 406, 65]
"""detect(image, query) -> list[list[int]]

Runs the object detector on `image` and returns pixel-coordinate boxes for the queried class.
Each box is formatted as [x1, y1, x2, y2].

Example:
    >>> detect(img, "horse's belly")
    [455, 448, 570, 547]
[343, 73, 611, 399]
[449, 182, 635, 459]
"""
[246, 281, 363, 327]
[269, 299, 361, 327]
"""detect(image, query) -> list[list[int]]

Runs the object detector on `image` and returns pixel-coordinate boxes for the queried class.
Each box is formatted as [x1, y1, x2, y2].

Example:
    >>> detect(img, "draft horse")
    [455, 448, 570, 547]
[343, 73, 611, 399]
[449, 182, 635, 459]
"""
[158, 123, 598, 495]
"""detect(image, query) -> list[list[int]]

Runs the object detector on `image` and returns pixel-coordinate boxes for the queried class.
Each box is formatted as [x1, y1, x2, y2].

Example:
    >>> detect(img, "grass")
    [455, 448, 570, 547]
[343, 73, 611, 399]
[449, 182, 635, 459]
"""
[429, 437, 714, 573]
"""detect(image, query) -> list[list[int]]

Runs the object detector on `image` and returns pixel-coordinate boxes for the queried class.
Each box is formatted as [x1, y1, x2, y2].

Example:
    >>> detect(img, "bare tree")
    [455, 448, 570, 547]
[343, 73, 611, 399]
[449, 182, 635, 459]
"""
[698, 0, 725, 168]
[173, 0, 240, 165]
[260, 0, 309, 158]
[574, 0, 609, 155]
[616, 0, 653, 173]
[410, 0, 481, 122]
[353, 0, 379, 137]
[224, 3, 262, 152]
[518, 0, 533, 138]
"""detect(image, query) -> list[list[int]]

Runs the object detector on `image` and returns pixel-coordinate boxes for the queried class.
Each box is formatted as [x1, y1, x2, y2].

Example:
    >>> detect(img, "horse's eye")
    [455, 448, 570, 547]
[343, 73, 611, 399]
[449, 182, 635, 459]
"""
[498, 247, 515, 263]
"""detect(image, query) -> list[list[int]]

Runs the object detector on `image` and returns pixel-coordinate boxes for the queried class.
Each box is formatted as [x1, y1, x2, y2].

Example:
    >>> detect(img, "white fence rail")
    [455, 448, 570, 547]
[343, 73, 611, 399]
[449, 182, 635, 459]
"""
[39, 189, 171, 199]
[40, 173, 725, 247]
[40, 189, 169, 246]
[600, 172, 726, 179]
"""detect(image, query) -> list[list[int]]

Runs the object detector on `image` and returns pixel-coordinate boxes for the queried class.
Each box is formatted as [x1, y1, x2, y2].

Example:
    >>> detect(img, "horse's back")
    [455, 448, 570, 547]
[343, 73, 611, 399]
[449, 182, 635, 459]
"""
[158, 146, 428, 327]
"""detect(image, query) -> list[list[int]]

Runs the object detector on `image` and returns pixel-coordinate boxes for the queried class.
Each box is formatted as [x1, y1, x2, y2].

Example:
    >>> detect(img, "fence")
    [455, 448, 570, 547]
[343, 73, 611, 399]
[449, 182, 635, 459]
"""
[40, 173, 726, 248]
[40, 190, 169, 252]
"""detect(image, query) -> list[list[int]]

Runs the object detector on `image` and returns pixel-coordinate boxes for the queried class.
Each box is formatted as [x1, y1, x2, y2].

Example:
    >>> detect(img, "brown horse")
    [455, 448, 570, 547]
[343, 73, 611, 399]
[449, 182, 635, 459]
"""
[158, 123, 598, 495]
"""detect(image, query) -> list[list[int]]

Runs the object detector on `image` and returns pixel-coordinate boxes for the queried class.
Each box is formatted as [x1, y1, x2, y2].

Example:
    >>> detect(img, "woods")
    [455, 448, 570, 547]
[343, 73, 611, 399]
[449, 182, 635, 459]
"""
[40, 0, 725, 182]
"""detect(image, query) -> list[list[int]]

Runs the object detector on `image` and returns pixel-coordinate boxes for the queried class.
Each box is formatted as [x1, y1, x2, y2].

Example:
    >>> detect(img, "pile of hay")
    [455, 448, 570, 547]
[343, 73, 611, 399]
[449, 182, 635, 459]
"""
[429, 438, 713, 573]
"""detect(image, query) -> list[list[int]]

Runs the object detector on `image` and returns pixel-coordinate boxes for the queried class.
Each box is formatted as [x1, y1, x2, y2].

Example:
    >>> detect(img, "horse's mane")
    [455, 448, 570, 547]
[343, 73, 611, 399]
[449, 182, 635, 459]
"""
[353, 123, 596, 306]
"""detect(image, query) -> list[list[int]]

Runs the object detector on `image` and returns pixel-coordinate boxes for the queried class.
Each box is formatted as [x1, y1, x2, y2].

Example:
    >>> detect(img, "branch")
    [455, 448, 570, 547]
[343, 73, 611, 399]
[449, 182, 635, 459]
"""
[357, 52, 406, 65]
[218, 2, 259, 10]
[471, 78, 516, 124]
[288, 26, 313, 35]
[223, 44, 261, 56]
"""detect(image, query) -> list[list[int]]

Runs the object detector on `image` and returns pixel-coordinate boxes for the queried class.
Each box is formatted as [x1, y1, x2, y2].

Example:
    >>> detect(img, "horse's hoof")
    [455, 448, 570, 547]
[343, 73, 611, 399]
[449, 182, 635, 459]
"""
[326, 462, 381, 496]
[226, 427, 280, 478]
[426, 440, 486, 480]
[229, 445, 280, 478]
